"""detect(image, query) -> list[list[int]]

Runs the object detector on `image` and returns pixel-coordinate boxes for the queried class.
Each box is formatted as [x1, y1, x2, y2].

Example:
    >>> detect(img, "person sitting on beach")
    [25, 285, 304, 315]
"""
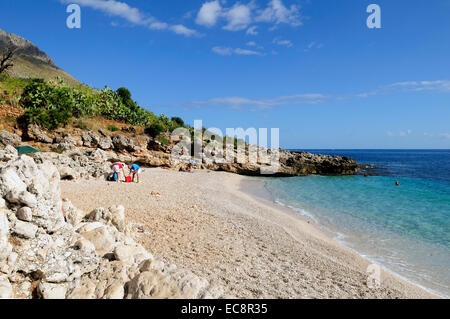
[112, 163, 126, 182]
[129, 163, 142, 183]
[179, 163, 194, 173]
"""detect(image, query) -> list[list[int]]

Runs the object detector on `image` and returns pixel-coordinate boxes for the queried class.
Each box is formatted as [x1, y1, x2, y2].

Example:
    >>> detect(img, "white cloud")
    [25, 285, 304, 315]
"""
[273, 38, 293, 48]
[223, 3, 254, 31]
[234, 48, 264, 55]
[196, 0, 223, 27]
[386, 80, 450, 92]
[62, 0, 199, 37]
[212, 46, 233, 56]
[304, 41, 324, 51]
[169, 93, 327, 110]
[246, 26, 258, 35]
[170, 24, 199, 37]
[387, 130, 413, 137]
[256, 0, 302, 27]
[212, 46, 264, 56]
[149, 22, 169, 30]
[194, 0, 303, 33]
[246, 41, 257, 46]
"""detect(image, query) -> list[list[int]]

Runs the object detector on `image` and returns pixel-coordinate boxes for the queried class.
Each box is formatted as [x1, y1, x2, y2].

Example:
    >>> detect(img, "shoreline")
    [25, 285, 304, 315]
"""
[240, 176, 446, 298]
[61, 168, 438, 299]
[238, 176, 443, 299]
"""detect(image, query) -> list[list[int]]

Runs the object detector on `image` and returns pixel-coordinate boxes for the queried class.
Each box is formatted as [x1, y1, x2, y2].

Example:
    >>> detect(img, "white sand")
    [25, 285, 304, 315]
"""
[61, 168, 437, 299]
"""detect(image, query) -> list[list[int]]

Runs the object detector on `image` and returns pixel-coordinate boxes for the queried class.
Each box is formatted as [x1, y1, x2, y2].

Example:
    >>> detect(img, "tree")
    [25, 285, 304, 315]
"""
[0, 47, 15, 74]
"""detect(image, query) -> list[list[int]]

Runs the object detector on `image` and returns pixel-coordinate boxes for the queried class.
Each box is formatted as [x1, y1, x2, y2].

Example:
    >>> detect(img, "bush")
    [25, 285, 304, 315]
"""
[145, 122, 165, 137]
[171, 116, 185, 127]
[158, 136, 169, 146]
[107, 124, 120, 132]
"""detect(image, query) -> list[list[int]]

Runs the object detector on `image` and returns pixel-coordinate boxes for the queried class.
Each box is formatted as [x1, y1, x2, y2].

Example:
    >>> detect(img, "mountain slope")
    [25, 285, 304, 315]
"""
[0, 28, 80, 86]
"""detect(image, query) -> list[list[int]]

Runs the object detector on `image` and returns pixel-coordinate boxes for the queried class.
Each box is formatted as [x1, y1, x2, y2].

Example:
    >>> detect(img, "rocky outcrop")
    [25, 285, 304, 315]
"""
[0, 155, 226, 299]
[4, 124, 359, 179]
[25, 124, 53, 144]
[0, 131, 21, 149]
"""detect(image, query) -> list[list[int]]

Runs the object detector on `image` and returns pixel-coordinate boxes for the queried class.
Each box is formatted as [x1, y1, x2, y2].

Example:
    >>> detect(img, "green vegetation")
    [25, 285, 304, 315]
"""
[107, 124, 120, 132]
[145, 122, 165, 137]
[0, 75, 190, 136]
[158, 136, 169, 146]
[0, 75, 250, 151]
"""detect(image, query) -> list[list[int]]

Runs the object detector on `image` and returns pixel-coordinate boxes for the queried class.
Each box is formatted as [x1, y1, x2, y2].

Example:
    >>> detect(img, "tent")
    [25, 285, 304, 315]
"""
[14, 145, 40, 155]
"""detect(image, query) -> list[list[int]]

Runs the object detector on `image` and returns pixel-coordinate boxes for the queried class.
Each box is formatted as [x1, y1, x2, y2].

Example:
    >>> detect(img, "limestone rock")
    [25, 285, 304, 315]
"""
[26, 124, 53, 143]
[38, 282, 67, 299]
[80, 226, 115, 257]
[0, 131, 21, 148]
[0, 278, 13, 299]
[103, 282, 124, 299]
[13, 220, 38, 239]
[17, 207, 33, 222]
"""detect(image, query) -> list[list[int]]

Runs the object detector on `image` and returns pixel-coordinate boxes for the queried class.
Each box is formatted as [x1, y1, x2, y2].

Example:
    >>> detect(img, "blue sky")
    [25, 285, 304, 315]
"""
[1, 0, 449, 149]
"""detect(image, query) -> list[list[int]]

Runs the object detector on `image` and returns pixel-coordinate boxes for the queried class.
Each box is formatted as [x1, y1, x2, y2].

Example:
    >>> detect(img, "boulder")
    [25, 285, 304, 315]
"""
[0, 145, 19, 162]
[12, 220, 38, 239]
[0, 277, 13, 299]
[112, 134, 138, 152]
[80, 226, 115, 257]
[81, 131, 100, 148]
[17, 207, 33, 222]
[26, 124, 53, 144]
[0, 131, 21, 148]
[103, 282, 124, 299]
[38, 282, 67, 299]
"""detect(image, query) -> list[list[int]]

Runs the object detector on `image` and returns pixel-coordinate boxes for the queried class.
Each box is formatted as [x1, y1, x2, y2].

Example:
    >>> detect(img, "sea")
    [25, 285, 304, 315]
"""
[263, 150, 450, 297]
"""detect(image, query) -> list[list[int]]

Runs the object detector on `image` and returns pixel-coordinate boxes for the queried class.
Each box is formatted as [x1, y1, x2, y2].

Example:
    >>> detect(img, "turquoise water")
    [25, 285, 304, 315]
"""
[264, 150, 450, 297]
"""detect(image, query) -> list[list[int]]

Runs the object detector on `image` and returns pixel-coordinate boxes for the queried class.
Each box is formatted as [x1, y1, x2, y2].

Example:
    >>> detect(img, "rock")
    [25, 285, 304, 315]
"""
[0, 278, 13, 299]
[38, 282, 67, 299]
[17, 207, 33, 222]
[62, 199, 85, 227]
[113, 245, 135, 263]
[0, 131, 21, 148]
[0, 198, 5, 209]
[66, 277, 96, 299]
[26, 124, 53, 143]
[126, 270, 184, 299]
[13, 220, 38, 239]
[0, 156, 64, 232]
[98, 136, 113, 150]
[81, 131, 100, 148]
[109, 205, 125, 232]
[80, 226, 115, 257]
[112, 134, 137, 152]
[73, 239, 96, 256]
[103, 282, 124, 299]
[0, 145, 19, 162]
[0, 210, 12, 263]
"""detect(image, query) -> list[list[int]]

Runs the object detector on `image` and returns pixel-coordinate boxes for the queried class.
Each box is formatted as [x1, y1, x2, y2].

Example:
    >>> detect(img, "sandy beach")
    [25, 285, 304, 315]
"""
[61, 168, 437, 299]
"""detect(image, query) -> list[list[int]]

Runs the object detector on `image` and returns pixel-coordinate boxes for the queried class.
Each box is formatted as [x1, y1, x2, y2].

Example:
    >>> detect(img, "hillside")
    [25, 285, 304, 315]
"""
[0, 28, 79, 86]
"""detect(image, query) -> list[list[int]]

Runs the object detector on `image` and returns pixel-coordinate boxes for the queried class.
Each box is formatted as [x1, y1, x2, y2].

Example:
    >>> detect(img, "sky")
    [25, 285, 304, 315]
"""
[1, 0, 449, 149]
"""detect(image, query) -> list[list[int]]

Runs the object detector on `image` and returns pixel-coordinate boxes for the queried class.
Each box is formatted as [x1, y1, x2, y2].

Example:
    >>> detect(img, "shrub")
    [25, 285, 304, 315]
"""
[171, 116, 185, 127]
[158, 136, 169, 146]
[107, 124, 120, 132]
[145, 122, 165, 137]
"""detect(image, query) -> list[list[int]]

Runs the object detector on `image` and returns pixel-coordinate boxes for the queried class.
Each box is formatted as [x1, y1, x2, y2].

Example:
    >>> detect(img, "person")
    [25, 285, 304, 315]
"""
[112, 163, 126, 182]
[179, 163, 193, 173]
[395, 181, 400, 186]
[129, 163, 142, 183]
